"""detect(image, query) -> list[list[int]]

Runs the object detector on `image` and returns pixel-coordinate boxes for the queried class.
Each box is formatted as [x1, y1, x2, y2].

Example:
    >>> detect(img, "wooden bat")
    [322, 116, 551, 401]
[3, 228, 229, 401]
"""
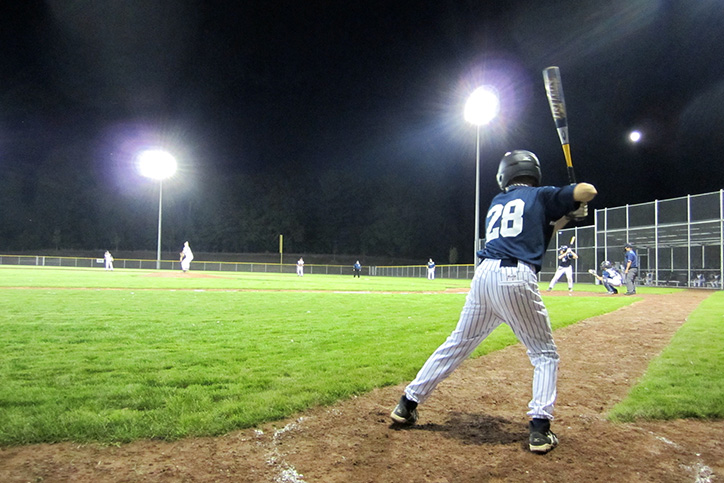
[570, 235, 576, 245]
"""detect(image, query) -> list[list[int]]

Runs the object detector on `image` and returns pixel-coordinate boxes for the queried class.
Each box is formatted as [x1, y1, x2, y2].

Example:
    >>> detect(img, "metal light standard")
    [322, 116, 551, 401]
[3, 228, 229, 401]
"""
[137, 149, 177, 269]
[464, 86, 500, 264]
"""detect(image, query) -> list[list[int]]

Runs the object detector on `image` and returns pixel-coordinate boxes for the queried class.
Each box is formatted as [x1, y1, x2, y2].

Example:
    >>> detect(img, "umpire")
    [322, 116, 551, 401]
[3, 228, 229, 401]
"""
[623, 243, 638, 295]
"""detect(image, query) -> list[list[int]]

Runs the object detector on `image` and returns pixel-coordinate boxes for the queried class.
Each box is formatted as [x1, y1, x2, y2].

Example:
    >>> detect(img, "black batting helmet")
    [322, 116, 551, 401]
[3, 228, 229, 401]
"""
[601, 260, 612, 269]
[496, 150, 542, 191]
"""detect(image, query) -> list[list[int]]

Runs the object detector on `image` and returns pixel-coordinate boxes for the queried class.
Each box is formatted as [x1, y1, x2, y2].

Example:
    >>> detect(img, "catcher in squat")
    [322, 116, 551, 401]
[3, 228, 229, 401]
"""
[589, 261, 623, 295]
[390, 150, 597, 454]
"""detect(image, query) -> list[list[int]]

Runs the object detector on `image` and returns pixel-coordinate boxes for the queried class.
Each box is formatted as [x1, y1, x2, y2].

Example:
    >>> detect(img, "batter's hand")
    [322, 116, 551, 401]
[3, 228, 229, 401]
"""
[567, 203, 588, 221]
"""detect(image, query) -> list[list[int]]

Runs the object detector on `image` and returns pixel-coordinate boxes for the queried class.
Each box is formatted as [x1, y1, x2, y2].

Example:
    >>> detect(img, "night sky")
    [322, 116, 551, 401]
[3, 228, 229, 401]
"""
[2, 1, 724, 262]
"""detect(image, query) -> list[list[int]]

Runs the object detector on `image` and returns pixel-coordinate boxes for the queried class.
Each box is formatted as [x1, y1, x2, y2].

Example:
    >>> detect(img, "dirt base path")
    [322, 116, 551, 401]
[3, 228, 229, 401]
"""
[1, 291, 722, 482]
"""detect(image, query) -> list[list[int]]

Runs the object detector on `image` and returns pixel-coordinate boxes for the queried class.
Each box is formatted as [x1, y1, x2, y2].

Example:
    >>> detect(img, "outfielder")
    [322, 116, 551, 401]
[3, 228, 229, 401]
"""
[390, 150, 597, 454]
[547, 245, 578, 294]
[427, 258, 436, 280]
[180, 241, 194, 272]
[104, 250, 114, 271]
[297, 257, 305, 276]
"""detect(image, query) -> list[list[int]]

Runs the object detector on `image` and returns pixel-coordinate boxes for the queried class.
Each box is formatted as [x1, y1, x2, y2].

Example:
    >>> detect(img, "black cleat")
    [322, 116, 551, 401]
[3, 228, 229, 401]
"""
[390, 395, 418, 425]
[529, 419, 558, 453]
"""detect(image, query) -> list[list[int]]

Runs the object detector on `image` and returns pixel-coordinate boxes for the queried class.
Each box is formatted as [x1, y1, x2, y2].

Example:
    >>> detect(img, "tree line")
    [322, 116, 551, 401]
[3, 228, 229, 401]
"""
[0, 152, 473, 264]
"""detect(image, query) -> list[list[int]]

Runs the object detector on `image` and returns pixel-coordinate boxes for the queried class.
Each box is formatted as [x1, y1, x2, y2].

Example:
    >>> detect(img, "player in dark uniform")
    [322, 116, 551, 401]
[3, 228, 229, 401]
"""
[547, 245, 578, 294]
[623, 243, 638, 294]
[390, 150, 597, 453]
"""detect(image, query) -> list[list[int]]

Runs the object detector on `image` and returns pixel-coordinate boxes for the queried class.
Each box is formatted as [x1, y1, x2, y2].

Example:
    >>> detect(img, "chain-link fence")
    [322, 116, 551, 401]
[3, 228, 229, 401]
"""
[545, 190, 723, 289]
[0, 255, 365, 276]
[4, 190, 721, 288]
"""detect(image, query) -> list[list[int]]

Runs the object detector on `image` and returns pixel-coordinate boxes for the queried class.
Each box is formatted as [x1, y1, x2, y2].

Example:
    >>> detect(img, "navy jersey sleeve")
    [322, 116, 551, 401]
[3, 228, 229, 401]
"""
[479, 185, 577, 270]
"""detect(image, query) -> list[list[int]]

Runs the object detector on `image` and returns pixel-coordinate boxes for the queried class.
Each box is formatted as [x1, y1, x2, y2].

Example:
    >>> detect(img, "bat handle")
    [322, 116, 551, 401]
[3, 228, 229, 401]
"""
[566, 166, 577, 184]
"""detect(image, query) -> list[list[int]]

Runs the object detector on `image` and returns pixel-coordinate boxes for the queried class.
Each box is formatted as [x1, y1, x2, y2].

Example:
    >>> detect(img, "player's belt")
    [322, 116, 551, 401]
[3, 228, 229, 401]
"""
[482, 257, 518, 267]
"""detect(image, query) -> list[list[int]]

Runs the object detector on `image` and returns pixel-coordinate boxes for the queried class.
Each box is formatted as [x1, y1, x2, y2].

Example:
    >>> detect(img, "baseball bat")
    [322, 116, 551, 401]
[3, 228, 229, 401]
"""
[543, 66, 587, 217]
[570, 235, 576, 245]
[542, 66, 576, 184]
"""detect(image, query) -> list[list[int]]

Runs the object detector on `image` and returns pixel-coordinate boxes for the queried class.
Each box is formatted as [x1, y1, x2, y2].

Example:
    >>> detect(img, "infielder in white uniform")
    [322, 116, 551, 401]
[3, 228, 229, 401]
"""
[180, 241, 194, 272]
[547, 245, 578, 294]
[297, 257, 305, 276]
[390, 150, 597, 454]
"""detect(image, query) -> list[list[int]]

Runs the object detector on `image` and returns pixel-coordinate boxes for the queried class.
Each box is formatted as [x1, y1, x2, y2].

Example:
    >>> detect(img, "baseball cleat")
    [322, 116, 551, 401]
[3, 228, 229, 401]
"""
[528, 419, 558, 453]
[390, 396, 418, 425]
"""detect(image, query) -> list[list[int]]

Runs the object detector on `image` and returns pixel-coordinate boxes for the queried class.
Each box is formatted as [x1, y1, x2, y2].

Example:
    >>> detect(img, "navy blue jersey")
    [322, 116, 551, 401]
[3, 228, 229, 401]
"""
[558, 252, 574, 268]
[480, 184, 577, 271]
[625, 249, 638, 268]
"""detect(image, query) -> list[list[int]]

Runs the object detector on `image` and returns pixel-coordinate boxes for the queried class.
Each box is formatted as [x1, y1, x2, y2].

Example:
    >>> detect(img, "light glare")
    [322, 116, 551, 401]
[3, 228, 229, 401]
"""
[464, 86, 500, 126]
[137, 149, 178, 180]
[629, 130, 642, 143]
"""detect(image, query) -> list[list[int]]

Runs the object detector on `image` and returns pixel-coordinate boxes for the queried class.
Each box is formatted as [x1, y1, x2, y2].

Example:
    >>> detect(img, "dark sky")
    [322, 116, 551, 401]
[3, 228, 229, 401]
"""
[2, 1, 724, 257]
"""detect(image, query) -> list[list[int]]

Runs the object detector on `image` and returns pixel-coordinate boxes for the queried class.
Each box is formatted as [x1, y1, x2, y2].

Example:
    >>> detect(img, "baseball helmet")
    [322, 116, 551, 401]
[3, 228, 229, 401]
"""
[601, 260, 613, 269]
[624, 243, 633, 249]
[496, 150, 542, 191]
[559, 245, 568, 252]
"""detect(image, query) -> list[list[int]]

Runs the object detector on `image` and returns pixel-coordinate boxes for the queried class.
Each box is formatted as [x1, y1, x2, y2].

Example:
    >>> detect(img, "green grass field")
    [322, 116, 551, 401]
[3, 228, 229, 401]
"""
[0, 265, 713, 446]
[608, 290, 724, 421]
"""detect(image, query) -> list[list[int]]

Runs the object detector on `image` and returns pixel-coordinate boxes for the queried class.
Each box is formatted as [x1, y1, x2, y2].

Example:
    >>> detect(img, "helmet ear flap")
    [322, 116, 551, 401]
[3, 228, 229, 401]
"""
[496, 172, 505, 189]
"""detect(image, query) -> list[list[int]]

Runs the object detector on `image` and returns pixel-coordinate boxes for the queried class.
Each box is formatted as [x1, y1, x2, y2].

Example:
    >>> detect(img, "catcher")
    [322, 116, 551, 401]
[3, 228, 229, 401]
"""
[589, 261, 622, 294]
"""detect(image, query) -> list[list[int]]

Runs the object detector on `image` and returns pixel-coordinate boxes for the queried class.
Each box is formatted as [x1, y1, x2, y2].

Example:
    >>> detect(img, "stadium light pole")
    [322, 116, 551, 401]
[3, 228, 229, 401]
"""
[137, 149, 177, 269]
[464, 86, 500, 264]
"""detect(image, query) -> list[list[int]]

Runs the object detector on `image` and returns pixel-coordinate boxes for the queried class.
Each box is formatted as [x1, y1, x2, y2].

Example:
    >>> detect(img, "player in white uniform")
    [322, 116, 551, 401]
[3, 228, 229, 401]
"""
[427, 259, 435, 280]
[547, 245, 578, 294]
[180, 241, 194, 272]
[297, 257, 305, 276]
[390, 150, 597, 453]
[104, 250, 114, 271]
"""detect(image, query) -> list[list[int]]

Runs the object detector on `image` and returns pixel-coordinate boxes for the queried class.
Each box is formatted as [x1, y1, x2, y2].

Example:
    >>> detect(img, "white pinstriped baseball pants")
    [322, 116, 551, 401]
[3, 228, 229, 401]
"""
[404, 258, 559, 420]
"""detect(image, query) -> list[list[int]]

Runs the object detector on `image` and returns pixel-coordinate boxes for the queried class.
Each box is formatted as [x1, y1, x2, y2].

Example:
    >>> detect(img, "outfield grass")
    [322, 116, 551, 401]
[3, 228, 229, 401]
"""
[0, 266, 635, 445]
[609, 290, 724, 421]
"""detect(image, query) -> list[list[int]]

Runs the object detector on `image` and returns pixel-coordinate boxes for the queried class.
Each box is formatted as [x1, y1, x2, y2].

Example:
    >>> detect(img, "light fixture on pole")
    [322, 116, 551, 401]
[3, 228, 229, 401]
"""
[137, 149, 177, 269]
[464, 86, 500, 264]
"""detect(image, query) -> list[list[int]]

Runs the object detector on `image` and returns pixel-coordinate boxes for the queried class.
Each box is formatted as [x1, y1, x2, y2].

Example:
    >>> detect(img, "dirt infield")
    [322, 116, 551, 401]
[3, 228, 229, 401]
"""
[1, 290, 722, 482]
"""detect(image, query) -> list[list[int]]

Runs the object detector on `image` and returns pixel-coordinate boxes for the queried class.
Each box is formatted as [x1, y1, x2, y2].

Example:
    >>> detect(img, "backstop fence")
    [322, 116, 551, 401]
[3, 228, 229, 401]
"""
[546, 189, 723, 289]
[374, 190, 724, 289]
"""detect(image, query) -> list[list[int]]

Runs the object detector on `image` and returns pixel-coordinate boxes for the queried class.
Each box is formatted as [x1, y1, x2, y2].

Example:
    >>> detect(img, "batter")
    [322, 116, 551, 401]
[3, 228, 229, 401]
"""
[547, 245, 578, 294]
[390, 150, 597, 453]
